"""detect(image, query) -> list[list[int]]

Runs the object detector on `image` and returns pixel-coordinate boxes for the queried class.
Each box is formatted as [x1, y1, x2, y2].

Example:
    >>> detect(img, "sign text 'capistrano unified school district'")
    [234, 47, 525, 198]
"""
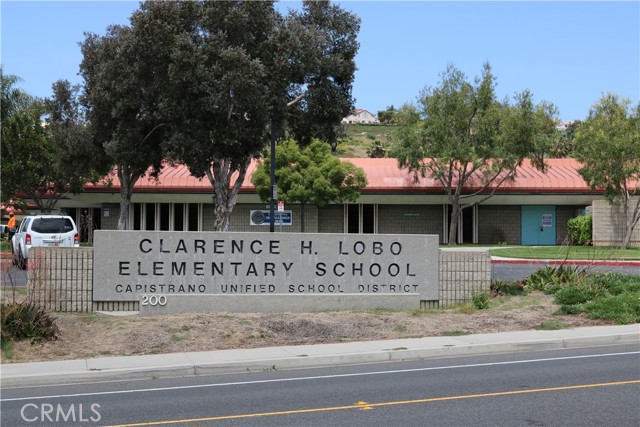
[93, 231, 439, 302]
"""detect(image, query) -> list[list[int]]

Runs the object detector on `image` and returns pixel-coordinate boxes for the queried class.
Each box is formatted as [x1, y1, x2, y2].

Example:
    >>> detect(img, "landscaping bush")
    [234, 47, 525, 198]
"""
[525, 268, 640, 324]
[554, 282, 604, 306]
[472, 292, 490, 310]
[524, 265, 583, 294]
[0, 302, 59, 343]
[567, 215, 592, 246]
[491, 279, 528, 296]
[582, 292, 640, 324]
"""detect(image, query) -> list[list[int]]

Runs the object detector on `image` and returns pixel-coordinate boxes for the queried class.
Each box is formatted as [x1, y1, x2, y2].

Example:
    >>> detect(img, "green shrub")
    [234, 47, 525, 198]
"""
[472, 292, 490, 310]
[567, 215, 592, 245]
[0, 302, 60, 343]
[491, 279, 528, 296]
[524, 265, 583, 294]
[582, 292, 640, 324]
[554, 282, 605, 306]
[591, 273, 640, 295]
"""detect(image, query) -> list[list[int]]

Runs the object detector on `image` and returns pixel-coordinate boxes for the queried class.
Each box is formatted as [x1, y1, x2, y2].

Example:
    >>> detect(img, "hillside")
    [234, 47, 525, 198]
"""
[336, 123, 397, 158]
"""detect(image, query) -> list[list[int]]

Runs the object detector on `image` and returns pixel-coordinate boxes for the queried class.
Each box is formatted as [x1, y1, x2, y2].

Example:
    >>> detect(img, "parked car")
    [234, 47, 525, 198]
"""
[11, 214, 79, 269]
[0, 224, 8, 240]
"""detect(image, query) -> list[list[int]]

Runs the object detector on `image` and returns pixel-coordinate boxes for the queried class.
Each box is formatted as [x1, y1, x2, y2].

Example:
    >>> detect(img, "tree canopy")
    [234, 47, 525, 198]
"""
[1, 70, 101, 212]
[80, 18, 169, 229]
[574, 94, 640, 248]
[390, 63, 558, 244]
[252, 140, 367, 231]
[123, 0, 360, 231]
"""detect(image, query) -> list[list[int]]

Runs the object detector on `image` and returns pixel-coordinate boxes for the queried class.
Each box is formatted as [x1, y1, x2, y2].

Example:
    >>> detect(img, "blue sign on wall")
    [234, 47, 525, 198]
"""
[249, 210, 292, 226]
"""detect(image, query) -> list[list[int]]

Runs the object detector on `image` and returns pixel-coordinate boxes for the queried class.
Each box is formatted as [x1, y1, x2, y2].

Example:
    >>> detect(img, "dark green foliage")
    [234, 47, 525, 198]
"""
[599, 273, 640, 295]
[582, 293, 640, 324]
[377, 105, 397, 124]
[523, 267, 640, 324]
[252, 140, 367, 231]
[491, 279, 528, 296]
[366, 140, 387, 158]
[471, 292, 490, 310]
[573, 94, 640, 248]
[524, 265, 582, 294]
[554, 283, 604, 306]
[567, 215, 592, 246]
[390, 63, 559, 245]
[1, 302, 60, 343]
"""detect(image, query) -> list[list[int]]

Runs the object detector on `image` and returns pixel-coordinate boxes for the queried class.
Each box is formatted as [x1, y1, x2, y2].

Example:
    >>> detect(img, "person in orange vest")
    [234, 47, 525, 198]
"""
[7, 212, 16, 242]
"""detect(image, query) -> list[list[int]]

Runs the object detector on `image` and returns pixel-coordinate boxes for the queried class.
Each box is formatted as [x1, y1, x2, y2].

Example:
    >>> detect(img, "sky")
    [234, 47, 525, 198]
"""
[1, 1, 638, 122]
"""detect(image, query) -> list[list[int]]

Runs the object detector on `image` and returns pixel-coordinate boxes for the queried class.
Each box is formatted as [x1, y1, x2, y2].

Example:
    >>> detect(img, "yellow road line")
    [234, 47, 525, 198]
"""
[103, 379, 640, 427]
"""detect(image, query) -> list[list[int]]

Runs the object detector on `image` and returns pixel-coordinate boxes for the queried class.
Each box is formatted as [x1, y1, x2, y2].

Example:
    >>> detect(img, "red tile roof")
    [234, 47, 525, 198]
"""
[84, 158, 622, 195]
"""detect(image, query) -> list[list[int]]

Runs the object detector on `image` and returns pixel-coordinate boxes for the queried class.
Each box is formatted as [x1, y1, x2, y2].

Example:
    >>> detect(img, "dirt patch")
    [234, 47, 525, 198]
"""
[1, 292, 613, 364]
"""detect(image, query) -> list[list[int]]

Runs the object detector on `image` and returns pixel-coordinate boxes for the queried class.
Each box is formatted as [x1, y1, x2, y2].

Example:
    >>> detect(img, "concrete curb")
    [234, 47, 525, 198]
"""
[2, 325, 638, 388]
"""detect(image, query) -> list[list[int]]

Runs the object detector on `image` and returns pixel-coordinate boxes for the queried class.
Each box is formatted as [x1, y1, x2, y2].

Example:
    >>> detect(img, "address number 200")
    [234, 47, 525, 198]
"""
[141, 295, 167, 306]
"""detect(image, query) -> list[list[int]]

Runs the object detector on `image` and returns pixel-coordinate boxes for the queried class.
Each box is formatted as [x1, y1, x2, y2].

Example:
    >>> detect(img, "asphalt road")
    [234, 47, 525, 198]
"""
[2, 344, 639, 427]
[491, 262, 640, 282]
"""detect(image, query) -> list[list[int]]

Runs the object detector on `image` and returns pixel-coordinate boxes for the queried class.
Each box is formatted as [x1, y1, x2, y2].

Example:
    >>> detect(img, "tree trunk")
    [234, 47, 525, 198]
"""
[447, 202, 460, 245]
[621, 193, 640, 249]
[447, 190, 463, 245]
[117, 166, 137, 231]
[208, 157, 250, 232]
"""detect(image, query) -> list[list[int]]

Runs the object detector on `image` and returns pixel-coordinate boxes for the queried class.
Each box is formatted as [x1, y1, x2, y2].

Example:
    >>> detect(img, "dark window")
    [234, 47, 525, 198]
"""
[145, 204, 156, 231]
[159, 204, 170, 231]
[133, 204, 142, 230]
[347, 205, 359, 233]
[362, 204, 375, 234]
[174, 204, 184, 231]
[188, 204, 199, 231]
[31, 218, 74, 233]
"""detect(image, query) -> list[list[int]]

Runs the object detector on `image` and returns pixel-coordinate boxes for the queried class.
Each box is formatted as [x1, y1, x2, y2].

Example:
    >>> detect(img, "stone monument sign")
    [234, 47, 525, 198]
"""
[93, 231, 439, 313]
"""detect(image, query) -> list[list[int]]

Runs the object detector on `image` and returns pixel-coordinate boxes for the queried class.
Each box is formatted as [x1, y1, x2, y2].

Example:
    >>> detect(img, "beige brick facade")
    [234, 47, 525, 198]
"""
[592, 198, 640, 247]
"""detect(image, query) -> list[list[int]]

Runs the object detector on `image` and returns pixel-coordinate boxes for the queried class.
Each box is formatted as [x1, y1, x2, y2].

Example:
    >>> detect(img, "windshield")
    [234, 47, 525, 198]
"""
[31, 218, 74, 234]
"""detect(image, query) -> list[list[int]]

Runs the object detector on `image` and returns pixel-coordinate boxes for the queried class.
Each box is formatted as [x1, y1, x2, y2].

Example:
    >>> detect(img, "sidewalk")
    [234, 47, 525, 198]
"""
[2, 324, 638, 388]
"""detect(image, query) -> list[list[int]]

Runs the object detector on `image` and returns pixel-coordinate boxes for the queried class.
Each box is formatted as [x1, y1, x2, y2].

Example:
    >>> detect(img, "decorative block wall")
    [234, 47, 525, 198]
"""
[592, 199, 640, 247]
[27, 248, 491, 312]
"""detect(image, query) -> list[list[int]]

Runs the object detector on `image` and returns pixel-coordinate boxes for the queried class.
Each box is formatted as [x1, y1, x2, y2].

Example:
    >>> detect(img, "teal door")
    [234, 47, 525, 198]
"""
[521, 206, 556, 245]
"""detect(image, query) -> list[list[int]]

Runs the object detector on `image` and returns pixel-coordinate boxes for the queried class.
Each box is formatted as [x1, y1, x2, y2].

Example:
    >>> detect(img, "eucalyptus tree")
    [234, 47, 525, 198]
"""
[79, 20, 169, 230]
[390, 63, 558, 244]
[251, 140, 367, 231]
[574, 94, 640, 248]
[133, 0, 359, 231]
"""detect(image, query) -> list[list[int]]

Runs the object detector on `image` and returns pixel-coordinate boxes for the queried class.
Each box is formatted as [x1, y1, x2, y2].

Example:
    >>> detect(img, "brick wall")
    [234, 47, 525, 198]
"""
[378, 205, 442, 236]
[477, 206, 521, 244]
[318, 205, 344, 233]
[592, 199, 640, 247]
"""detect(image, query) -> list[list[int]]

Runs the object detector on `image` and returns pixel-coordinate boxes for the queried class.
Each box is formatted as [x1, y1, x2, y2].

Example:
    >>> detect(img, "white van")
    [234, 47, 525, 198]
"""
[11, 215, 79, 269]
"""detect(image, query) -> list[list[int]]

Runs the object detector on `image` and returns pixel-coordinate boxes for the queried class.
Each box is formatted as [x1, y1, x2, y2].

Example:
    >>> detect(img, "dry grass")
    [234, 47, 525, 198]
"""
[1, 292, 611, 364]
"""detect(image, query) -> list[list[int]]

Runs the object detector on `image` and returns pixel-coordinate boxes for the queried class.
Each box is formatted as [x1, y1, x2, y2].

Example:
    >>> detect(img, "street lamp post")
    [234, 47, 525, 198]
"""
[269, 122, 276, 232]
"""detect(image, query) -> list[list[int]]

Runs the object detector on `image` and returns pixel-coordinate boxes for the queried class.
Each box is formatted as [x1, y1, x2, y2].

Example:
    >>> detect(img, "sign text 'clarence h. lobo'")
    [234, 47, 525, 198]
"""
[93, 231, 439, 313]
